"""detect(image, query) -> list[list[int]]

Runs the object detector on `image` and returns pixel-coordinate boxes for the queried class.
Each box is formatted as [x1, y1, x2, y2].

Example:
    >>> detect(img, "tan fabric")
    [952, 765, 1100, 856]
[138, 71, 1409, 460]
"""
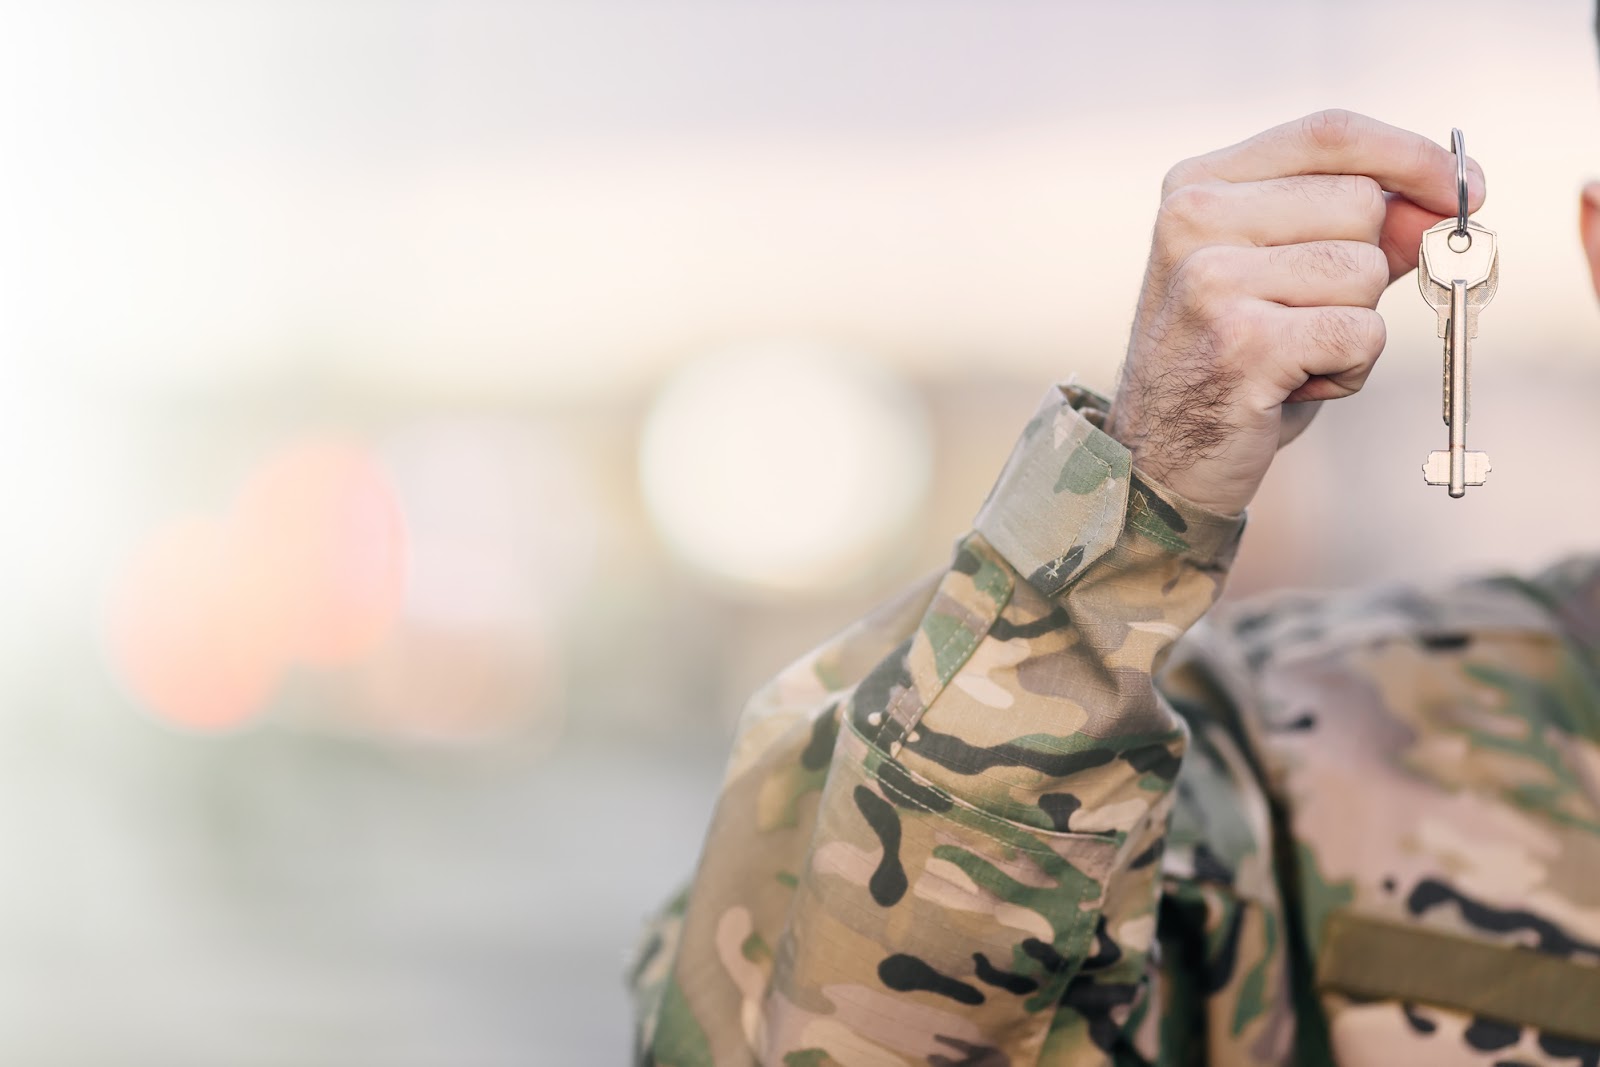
[631, 382, 1600, 1066]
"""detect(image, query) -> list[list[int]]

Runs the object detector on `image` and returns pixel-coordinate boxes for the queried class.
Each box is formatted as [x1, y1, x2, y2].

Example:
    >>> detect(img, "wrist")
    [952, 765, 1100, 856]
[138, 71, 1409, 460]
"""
[1104, 401, 1256, 517]
[974, 382, 1247, 600]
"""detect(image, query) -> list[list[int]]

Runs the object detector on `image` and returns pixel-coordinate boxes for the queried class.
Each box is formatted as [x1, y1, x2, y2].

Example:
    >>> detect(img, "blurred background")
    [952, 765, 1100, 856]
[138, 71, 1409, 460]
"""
[3, 0, 1599, 1062]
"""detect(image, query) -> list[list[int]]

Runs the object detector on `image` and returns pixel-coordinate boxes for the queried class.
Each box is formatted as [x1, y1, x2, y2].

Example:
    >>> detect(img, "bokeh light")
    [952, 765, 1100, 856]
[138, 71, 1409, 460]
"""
[104, 439, 406, 730]
[638, 340, 932, 595]
[103, 515, 287, 730]
[381, 420, 598, 630]
[325, 419, 600, 743]
[234, 441, 408, 666]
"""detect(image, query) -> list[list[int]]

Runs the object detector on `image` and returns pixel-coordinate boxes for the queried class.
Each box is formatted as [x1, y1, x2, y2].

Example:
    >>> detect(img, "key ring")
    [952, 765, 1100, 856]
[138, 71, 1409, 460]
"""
[1451, 128, 1468, 237]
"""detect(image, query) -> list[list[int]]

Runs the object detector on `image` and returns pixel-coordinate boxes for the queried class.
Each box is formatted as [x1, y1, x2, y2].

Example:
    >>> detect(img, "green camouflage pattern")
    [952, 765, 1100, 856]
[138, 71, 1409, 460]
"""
[631, 384, 1600, 1066]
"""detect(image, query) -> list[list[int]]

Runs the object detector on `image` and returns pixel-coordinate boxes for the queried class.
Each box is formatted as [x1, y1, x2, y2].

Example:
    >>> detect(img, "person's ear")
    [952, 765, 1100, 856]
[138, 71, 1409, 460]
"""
[1581, 182, 1600, 302]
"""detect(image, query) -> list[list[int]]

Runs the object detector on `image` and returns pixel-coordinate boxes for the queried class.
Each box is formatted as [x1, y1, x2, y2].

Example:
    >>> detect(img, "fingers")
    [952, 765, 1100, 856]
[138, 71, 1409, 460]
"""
[1166, 109, 1486, 220]
[1157, 174, 1387, 249]
[1377, 195, 1453, 281]
[1155, 114, 1487, 288]
[1108, 111, 1471, 514]
[1177, 241, 1389, 309]
[1155, 262, 1386, 399]
[1161, 235, 1389, 396]
[1260, 304, 1388, 400]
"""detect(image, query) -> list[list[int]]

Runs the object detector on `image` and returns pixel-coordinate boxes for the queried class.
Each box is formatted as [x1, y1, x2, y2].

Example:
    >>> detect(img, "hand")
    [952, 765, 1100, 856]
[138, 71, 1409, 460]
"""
[1103, 109, 1486, 516]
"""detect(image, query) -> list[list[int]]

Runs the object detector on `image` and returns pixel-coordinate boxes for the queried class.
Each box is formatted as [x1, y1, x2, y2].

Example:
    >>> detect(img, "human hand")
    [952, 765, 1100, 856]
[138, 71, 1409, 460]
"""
[1103, 110, 1486, 516]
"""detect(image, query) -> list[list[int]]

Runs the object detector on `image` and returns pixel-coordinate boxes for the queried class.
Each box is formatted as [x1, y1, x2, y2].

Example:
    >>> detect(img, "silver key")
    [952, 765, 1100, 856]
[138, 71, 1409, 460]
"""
[1417, 213, 1497, 496]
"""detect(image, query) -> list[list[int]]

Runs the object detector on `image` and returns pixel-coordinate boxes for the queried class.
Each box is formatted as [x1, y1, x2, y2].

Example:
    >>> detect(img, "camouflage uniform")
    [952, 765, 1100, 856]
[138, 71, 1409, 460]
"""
[630, 383, 1600, 1066]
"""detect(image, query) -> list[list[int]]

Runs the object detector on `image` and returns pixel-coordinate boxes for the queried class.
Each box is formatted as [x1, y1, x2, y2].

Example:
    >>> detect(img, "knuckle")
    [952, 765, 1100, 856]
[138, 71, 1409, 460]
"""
[1348, 174, 1386, 223]
[1358, 308, 1388, 354]
[1172, 246, 1232, 298]
[1354, 242, 1389, 290]
[1268, 242, 1344, 284]
[1146, 243, 1184, 283]
[1315, 307, 1384, 360]
[1266, 244, 1307, 284]
[1160, 158, 1203, 199]
[1159, 182, 1219, 229]
[1281, 174, 1334, 202]
[1211, 302, 1262, 355]
[1301, 108, 1358, 152]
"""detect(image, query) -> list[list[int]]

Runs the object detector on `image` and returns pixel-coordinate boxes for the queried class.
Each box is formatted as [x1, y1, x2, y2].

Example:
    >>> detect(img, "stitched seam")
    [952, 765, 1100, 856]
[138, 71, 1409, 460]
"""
[1127, 475, 1244, 566]
[1024, 440, 1122, 591]
[873, 764, 1064, 857]
[956, 760, 1175, 803]
[874, 673, 922, 749]
[1082, 449, 1123, 582]
[845, 722, 1119, 852]
[899, 567, 1012, 740]
[874, 544, 1014, 749]
[980, 406, 1131, 596]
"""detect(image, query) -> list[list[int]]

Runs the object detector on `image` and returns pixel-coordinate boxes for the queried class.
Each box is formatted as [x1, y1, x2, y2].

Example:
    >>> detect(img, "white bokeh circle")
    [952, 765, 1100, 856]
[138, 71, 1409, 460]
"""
[639, 341, 932, 595]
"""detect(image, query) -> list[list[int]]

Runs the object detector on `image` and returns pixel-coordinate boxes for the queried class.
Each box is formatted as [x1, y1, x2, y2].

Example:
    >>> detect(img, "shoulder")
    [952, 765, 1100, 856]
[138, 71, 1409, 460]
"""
[1155, 557, 1592, 891]
[1163, 559, 1573, 718]
[1158, 552, 1600, 717]
[1215, 565, 1568, 670]
[1207, 560, 1600, 1055]
[1167, 556, 1594, 761]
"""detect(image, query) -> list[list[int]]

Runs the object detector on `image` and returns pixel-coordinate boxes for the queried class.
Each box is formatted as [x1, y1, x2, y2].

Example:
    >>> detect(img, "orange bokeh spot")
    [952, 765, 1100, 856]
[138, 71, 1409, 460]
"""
[105, 516, 286, 730]
[233, 441, 407, 666]
[105, 439, 407, 730]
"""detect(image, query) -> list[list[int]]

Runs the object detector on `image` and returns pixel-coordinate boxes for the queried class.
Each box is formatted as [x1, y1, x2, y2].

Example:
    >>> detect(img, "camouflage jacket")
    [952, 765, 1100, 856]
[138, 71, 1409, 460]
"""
[630, 383, 1600, 1066]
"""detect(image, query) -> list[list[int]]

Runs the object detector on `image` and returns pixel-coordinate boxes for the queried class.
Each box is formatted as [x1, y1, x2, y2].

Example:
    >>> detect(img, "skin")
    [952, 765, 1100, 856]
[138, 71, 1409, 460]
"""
[1103, 109, 1498, 516]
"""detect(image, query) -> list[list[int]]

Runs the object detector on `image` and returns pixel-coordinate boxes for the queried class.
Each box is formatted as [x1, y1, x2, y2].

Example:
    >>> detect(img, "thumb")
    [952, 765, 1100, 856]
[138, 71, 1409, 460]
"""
[1378, 198, 1446, 283]
[1377, 162, 1487, 283]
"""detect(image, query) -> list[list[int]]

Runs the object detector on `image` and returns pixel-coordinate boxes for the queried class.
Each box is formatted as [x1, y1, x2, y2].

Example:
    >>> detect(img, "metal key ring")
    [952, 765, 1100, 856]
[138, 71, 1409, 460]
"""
[1451, 128, 1468, 236]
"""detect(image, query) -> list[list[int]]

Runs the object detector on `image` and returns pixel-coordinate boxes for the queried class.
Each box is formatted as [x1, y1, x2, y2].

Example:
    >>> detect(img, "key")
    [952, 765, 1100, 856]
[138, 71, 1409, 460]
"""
[1417, 216, 1497, 497]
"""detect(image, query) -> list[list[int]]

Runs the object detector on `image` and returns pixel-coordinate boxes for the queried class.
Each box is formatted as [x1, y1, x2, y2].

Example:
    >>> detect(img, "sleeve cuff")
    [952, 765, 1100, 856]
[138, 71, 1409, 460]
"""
[973, 381, 1246, 598]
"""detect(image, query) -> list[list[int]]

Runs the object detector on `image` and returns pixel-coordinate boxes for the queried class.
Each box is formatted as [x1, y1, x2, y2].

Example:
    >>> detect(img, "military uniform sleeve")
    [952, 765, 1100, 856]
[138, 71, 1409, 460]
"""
[632, 382, 1247, 1066]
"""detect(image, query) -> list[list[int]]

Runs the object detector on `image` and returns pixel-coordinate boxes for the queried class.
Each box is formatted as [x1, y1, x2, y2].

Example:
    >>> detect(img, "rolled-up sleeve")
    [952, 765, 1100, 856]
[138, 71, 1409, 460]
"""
[634, 382, 1247, 1066]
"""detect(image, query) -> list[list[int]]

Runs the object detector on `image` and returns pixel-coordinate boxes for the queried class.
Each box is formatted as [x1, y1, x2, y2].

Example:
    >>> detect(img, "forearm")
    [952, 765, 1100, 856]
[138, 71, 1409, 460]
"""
[893, 383, 1245, 834]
